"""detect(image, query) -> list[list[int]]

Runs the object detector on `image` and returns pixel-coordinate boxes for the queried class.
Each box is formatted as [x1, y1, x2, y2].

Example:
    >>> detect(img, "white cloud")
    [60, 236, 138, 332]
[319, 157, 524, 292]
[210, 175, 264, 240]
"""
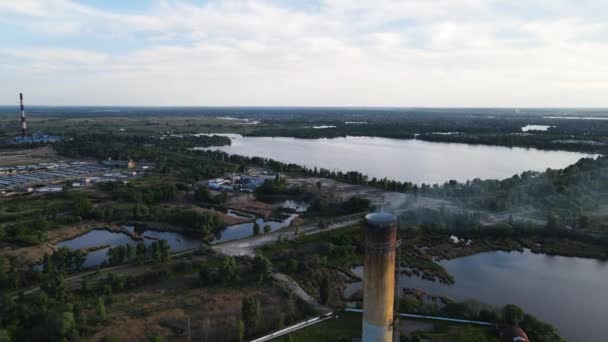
[0, 47, 108, 64]
[0, 0, 606, 106]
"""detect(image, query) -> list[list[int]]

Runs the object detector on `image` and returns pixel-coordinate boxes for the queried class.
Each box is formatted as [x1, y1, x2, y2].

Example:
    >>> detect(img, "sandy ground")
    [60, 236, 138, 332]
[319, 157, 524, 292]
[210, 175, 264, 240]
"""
[0, 146, 71, 167]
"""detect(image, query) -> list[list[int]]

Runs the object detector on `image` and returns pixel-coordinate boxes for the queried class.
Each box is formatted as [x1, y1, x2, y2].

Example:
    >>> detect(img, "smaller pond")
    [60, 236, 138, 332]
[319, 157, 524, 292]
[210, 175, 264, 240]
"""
[56, 227, 202, 269]
[212, 214, 297, 244]
[56, 228, 135, 251]
[54, 209, 301, 268]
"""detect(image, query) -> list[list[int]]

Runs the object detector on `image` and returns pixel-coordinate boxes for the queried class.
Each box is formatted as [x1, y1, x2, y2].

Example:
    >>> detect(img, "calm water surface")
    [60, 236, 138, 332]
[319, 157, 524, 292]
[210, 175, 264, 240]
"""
[345, 249, 608, 342]
[56, 213, 297, 267]
[203, 135, 594, 184]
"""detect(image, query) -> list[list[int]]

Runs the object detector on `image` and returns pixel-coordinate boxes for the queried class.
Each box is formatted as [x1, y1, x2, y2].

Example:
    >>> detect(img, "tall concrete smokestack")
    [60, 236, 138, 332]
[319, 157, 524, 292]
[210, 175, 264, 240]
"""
[362, 212, 398, 342]
[19, 93, 26, 138]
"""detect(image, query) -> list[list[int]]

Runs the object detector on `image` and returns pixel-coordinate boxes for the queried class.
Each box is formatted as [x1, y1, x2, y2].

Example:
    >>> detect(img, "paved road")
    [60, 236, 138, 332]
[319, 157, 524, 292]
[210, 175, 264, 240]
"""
[212, 216, 362, 257]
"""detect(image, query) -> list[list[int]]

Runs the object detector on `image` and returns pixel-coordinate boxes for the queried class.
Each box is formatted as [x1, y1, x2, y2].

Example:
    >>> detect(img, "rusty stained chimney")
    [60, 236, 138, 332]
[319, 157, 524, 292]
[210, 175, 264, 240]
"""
[362, 212, 399, 342]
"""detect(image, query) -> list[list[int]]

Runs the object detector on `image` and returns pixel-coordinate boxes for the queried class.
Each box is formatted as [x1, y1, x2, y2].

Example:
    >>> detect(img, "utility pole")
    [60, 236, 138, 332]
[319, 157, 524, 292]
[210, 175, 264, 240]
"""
[187, 316, 191, 342]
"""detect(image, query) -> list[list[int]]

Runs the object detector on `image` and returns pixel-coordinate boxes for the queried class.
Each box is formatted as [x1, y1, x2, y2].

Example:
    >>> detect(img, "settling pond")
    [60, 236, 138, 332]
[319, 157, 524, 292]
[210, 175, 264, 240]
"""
[200, 135, 595, 184]
[55, 206, 300, 268]
[344, 249, 608, 342]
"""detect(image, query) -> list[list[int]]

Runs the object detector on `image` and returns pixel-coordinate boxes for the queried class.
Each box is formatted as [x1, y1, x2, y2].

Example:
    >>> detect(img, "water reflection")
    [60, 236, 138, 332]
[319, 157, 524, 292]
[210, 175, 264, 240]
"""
[200, 135, 594, 184]
[54, 210, 299, 268]
[345, 249, 608, 342]
[211, 214, 297, 243]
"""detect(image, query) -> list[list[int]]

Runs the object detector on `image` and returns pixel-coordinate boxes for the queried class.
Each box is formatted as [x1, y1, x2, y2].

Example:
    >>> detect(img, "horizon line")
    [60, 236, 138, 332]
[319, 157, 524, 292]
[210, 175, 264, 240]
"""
[0, 105, 607, 110]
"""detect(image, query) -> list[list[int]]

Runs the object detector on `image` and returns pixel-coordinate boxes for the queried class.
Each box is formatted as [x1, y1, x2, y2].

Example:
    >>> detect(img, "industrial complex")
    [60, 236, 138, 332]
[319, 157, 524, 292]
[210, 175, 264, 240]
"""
[204, 171, 278, 192]
[0, 160, 147, 195]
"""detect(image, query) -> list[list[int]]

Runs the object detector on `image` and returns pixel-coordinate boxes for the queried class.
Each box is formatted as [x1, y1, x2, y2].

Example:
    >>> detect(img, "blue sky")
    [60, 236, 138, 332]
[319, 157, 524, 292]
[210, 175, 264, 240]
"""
[0, 0, 606, 106]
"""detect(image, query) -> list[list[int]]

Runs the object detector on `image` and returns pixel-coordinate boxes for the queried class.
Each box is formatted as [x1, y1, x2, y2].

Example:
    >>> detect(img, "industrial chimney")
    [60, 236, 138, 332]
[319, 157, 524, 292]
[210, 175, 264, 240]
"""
[19, 93, 26, 138]
[362, 212, 399, 342]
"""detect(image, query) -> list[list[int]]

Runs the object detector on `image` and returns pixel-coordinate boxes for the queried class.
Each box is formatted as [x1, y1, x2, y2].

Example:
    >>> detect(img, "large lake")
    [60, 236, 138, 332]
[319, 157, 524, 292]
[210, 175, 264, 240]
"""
[345, 250, 608, 342]
[203, 135, 594, 184]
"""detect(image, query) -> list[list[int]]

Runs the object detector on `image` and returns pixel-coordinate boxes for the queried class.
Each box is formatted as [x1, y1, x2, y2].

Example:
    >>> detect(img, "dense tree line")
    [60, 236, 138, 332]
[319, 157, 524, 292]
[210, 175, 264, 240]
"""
[199, 255, 272, 287]
[54, 133, 230, 161]
[41, 247, 86, 274]
[101, 182, 177, 204]
[254, 177, 302, 200]
[106, 240, 171, 266]
[0, 192, 95, 246]
[418, 132, 608, 154]
[244, 114, 608, 154]
[308, 195, 372, 217]
[424, 156, 608, 227]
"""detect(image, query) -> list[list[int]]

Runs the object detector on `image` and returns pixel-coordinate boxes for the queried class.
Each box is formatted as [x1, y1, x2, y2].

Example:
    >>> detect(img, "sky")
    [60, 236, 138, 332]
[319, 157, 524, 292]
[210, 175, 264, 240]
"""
[0, 0, 606, 107]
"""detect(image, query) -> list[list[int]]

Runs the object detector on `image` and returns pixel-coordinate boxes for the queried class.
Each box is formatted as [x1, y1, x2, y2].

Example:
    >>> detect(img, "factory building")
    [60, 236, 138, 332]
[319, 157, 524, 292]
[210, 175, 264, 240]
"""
[205, 172, 278, 193]
[100, 158, 137, 169]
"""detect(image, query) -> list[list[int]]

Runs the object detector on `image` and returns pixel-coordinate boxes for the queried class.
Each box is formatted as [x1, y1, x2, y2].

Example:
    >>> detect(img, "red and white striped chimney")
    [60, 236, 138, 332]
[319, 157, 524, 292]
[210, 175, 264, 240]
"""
[20, 93, 26, 138]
